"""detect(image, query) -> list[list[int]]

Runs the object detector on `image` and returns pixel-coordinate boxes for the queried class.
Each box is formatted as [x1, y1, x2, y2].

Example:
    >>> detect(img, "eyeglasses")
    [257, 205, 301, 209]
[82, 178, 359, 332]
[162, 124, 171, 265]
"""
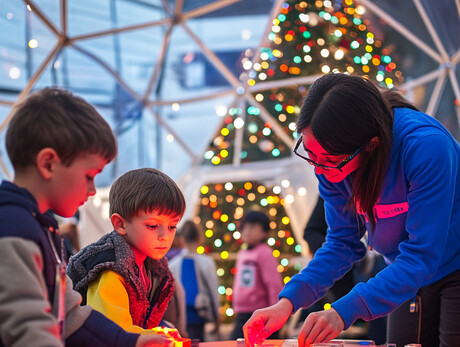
[293, 136, 361, 172]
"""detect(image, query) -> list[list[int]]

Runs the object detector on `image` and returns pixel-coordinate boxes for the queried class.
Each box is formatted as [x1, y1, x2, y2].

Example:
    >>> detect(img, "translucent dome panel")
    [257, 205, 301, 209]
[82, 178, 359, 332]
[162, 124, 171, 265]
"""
[72, 26, 167, 95]
[151, 24, 234, 103]
[0, 105, 12, 179]
[0, 1, 58, 92]
[159, 95, 234, 154]
[33, 46, 119, 105]
[363, 0, 437, 51]
[419, 0, 459, 56]
[183, 0, 273, 71]
[182, 0, 274, 16]
[360, 0, 460, 139]
[27, 0, 61, 31]
[67, 0, 168, 37]
[112, 94, 234, 181]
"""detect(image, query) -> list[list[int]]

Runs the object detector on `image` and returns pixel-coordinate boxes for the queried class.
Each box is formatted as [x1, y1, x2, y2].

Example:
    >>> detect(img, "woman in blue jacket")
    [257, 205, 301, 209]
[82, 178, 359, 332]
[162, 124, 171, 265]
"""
[243, 73, 460, 347]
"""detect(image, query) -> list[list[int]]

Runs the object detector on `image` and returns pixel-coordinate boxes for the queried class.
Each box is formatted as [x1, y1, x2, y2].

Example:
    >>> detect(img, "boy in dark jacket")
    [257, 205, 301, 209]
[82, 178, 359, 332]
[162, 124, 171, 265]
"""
[0, 88, 171, 347]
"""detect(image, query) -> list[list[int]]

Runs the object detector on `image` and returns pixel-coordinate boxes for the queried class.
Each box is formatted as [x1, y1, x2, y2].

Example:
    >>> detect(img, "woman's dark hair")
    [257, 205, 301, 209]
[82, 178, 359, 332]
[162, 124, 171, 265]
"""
[297, 74, 417, 230]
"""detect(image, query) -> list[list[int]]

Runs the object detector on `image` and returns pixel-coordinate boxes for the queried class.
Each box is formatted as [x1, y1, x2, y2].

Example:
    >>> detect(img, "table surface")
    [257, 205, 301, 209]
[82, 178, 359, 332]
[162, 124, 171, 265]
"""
[199, 340, 287, 347]
[198, 339, 388, 346]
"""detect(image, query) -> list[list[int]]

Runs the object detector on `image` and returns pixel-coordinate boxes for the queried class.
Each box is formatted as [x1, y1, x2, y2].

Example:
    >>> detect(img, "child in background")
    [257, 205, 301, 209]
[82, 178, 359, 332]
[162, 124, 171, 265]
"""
[59, 213, 81, 258]
[0, 88, 170, 346]
[164, 232, 188, 338]
[169, 221, 220, 342]
[67, 168, 185, 333]
[231, 211, 284, 340]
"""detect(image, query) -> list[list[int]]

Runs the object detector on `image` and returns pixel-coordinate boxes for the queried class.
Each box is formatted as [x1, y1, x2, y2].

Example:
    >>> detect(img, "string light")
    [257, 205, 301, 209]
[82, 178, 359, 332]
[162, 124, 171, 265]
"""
[8, 67, 21, 79]
[28, 39, 38, 48]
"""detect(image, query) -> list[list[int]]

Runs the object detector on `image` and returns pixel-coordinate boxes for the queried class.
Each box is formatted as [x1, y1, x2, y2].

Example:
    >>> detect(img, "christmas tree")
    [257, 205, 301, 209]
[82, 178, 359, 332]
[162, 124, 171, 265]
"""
[197, 0, 402, 323]
[196, 181, 304, 321]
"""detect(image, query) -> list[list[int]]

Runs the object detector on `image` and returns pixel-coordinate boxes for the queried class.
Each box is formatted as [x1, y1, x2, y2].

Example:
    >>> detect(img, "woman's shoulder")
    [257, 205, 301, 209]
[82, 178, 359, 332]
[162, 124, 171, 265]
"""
[393, 108, 458, 157]
[394, 107, 453, 139]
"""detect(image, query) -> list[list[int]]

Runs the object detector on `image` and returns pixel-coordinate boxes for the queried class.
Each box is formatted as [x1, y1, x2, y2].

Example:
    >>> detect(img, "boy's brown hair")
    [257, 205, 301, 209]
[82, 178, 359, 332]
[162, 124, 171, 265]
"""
[6, 87, 117, 171]
[109, 168, 186, 220]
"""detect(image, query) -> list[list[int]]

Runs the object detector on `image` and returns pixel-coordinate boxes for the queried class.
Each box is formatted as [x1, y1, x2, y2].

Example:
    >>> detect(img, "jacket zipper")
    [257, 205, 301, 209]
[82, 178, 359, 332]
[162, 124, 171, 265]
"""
[142, 275, 169, 329]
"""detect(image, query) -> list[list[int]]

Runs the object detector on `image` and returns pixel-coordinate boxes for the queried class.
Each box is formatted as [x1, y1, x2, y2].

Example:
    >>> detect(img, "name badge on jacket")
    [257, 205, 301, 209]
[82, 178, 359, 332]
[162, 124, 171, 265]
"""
[375, 202, 409, 219]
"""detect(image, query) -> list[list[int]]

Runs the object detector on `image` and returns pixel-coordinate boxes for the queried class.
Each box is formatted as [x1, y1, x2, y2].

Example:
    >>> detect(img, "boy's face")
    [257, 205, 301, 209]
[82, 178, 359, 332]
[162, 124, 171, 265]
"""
[241, 222, 267, 247]
[48, 153, 107, 217]
[123, 210, 180, 260]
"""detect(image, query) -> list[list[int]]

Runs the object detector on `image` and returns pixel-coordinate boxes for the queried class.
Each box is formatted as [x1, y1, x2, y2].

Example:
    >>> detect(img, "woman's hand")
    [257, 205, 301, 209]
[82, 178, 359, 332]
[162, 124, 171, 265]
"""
[297, 308, 344, 347]
[243, 298, 293, 346]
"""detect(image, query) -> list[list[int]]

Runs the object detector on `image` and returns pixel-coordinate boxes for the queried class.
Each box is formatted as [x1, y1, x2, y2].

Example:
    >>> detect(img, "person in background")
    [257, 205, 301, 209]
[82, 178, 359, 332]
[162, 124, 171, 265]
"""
[162, 278, 188, 338]
[166, 228, 186, 261]
[0, 87, 172, 346]
[303, 195, 355, 304]
[67, 168, 185, 334]
[164, 231, 188, 338]
[231, 211, 284, 340]
[244, 73, 460, 347]
[59, 212, 81, 259]
[301, 195, 355, 313]
[169, 220, 220, 342]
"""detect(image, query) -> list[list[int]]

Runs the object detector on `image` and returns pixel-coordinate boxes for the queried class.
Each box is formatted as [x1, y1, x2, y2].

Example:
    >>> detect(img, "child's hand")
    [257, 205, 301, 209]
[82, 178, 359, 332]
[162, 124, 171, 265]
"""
[136, 334, 173, 347]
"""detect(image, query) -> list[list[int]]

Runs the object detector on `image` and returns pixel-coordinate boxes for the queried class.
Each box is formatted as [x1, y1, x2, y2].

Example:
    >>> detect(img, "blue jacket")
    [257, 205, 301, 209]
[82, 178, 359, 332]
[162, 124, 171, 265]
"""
[0, 181, 61, 303]
[280, 107, 460, 328]
[0, 181, 139, 347]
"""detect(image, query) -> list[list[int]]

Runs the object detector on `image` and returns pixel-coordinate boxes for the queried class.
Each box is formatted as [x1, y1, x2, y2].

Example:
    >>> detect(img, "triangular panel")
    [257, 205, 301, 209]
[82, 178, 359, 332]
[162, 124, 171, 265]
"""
[67, 0, 167, 37]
